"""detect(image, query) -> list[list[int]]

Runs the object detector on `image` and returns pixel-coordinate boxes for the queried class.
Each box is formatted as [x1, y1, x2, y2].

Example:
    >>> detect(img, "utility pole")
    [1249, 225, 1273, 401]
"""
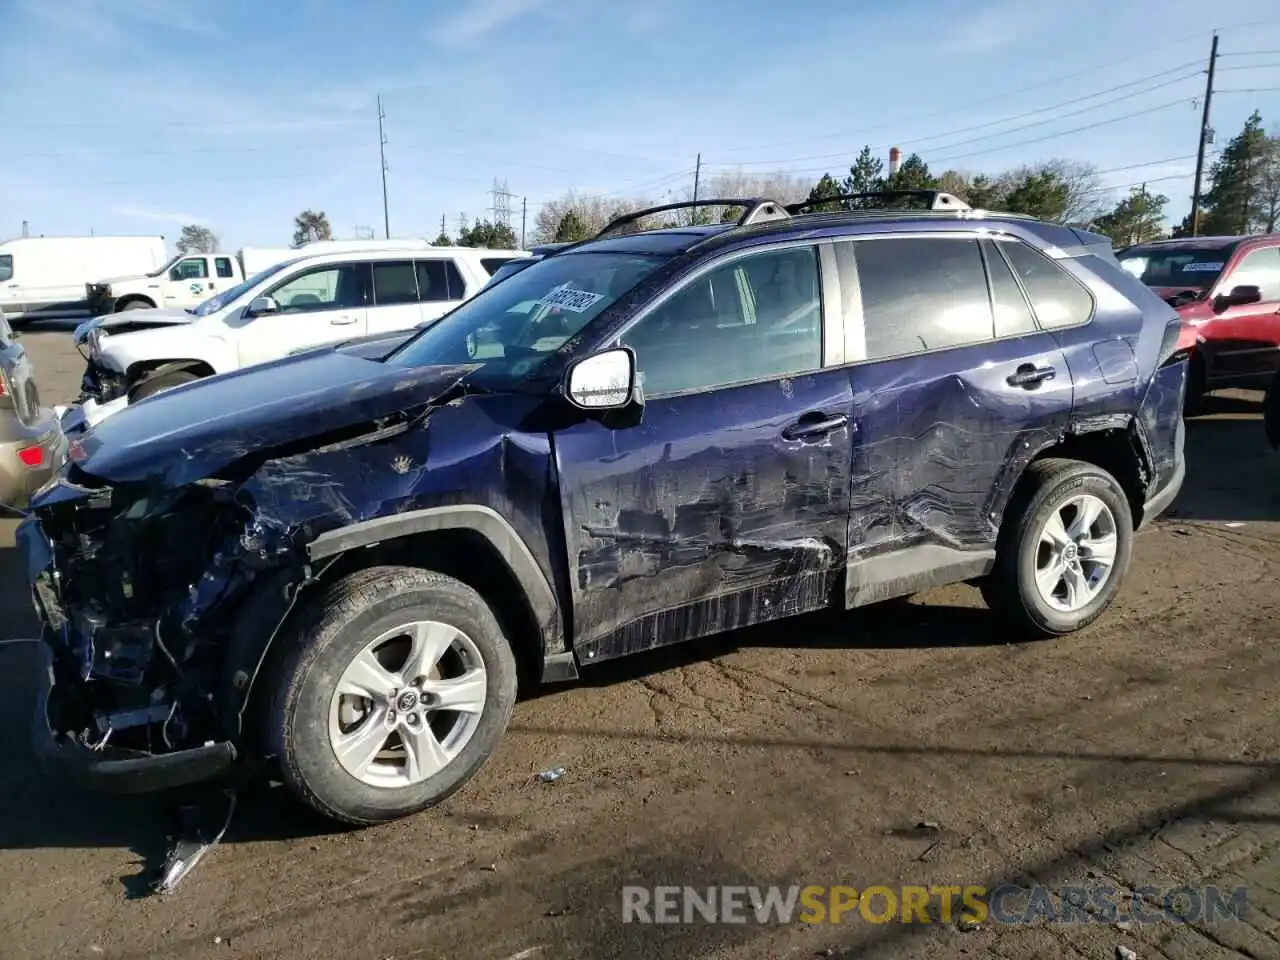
[521, 197, 528, 250]
[21, 220, 29, 238]
[439, 214, 446, 241]
[1190, 31, 1218, 237]
[377, 95, 390, 239]
[690, 153, 702, 225]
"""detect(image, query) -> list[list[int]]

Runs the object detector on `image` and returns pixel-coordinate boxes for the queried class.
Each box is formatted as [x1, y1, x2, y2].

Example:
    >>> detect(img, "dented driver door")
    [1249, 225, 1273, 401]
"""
[553, 242, 854, 665]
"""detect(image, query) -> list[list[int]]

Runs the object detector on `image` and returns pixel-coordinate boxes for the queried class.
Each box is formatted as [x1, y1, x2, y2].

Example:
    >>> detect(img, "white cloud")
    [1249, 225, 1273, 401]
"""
[430, 0, 544, 47]
[111, 204, 210, 227]
[17, 0, 224, 44]
[940, 0, 1056, 54]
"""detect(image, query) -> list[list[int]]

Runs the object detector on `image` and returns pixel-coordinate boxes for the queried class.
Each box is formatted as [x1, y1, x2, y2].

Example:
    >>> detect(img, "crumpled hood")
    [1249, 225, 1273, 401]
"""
[61, 349, 479, 490]
[73, 308, 195, 346]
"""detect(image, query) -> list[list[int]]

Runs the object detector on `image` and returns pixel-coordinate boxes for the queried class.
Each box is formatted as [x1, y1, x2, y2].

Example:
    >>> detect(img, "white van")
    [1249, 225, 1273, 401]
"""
[0, 235, 167, 323]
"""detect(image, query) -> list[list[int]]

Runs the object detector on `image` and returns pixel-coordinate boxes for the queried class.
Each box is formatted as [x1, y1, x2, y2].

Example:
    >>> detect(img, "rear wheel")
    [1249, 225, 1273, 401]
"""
[129, 368, 201, 401]
[120, 299, 152, 311]
[266, 566, 518, 826]
[980, 459, 1134, 638]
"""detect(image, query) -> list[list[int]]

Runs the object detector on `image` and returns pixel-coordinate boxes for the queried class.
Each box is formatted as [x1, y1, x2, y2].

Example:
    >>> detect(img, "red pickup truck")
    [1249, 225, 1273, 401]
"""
[1116, 234, 1280, 413]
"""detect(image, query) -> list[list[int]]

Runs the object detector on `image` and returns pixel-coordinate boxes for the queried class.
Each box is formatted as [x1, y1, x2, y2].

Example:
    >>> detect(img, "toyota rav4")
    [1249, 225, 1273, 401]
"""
[18, 191, 1188, 826]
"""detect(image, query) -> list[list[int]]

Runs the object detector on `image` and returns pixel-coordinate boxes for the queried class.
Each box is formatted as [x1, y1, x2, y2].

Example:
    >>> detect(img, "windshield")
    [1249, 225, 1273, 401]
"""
[147, 254, 183, 278]
[187, 257, 303, 316]
[1117, 245, 1239, 289]
[386, 251, 669, 383]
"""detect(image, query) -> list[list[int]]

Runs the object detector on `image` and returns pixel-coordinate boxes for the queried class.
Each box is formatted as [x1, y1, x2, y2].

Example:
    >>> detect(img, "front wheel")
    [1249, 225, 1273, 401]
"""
[980, 459, 1134, 638]
[266, 567, 518, 826]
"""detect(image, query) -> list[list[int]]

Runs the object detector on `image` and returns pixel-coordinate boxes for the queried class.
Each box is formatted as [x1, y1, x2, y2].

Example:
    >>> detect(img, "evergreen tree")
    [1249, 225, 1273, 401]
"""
[841, 145, 884, 206]
[1199, 111, 1271, 235]
[1003, 170, 1070, 221]
[1092, 187, 1169, 247]
[553, 209, 590, 242]
[805, 173, 844, 212]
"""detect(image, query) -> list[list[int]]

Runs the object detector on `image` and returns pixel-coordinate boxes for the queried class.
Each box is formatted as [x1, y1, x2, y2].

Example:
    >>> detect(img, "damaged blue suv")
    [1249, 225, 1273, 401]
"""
[18, 191, 1187, 826]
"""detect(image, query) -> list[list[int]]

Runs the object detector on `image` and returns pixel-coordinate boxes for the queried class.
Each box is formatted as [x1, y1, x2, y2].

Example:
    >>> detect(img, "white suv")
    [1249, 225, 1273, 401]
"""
[77, 245, 526, 426]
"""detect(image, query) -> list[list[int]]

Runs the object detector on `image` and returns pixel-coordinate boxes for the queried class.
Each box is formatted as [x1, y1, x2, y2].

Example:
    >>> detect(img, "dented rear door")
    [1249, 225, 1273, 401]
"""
[832, 234, 1073, 606]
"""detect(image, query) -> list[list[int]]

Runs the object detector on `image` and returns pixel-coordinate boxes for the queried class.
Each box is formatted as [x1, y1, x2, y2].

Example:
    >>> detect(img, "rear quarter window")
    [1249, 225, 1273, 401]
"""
[999, 240, 1095, 329]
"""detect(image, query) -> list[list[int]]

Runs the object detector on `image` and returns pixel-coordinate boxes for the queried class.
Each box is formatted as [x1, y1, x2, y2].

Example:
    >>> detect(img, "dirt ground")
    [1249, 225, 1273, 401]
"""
[3, 323, 1280, 960]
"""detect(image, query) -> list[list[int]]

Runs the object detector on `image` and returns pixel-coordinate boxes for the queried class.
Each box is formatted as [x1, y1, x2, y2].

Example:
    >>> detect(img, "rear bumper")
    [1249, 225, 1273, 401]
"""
[1138, 418, 1185, 530]
[30, 640, 237, 794]
[0, 411, 67, 509]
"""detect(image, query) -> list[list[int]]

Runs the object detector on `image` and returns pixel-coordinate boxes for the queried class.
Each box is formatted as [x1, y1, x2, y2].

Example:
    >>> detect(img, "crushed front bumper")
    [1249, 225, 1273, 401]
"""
[18, 513, 239, 794]
[77, 361, 126, 405]
[30, 641, 237, 794]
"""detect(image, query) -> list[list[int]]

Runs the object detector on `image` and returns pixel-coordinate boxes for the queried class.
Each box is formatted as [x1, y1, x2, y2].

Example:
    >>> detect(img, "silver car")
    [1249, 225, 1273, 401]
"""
[0, 312, 67, 509]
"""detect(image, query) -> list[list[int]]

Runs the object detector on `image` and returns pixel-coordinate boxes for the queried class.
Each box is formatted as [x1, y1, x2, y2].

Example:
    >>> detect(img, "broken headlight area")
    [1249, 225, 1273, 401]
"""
[33, 477, 300, 760]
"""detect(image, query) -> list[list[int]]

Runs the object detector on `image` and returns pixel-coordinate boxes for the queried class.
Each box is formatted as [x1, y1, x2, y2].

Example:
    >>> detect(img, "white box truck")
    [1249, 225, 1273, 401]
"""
[0, 235, 167, 324]
[84, 238, 497, 315]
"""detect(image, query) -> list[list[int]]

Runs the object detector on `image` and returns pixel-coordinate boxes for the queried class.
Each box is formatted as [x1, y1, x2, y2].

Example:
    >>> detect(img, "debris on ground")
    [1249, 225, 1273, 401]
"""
[1116, 945, 1138, 960]
[481, 863, 498, 872]
[957, 917, 981, 932]
[153, 789, 237, 895]
[535, 767, 566, 783]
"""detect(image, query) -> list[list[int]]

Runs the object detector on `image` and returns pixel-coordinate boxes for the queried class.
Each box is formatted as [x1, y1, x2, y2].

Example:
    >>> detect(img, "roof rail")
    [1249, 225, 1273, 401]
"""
[595, 198, 789, 238]
[785, 190, 971, 215]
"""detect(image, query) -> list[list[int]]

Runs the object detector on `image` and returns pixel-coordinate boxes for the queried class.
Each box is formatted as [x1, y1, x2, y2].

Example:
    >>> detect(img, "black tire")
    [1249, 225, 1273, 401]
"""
[980, 458, 1134, 638]
[1265, 370, 1280, 450]
[120, 299, 152, 311]
[266, 566, 518, 826]
[1184, 357, 1207, 417]
[129, 368, 201, 401]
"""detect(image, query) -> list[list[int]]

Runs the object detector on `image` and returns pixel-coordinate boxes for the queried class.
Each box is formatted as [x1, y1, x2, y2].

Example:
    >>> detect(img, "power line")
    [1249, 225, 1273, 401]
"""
[1219, 49, 1280, 56]
[927, 99, 1195, 165]
[1216, 62, 1280, 70]
[708, 22, 1278, 158]
[709, 63, 1206, 170]
[1215, 86, 1280, 92]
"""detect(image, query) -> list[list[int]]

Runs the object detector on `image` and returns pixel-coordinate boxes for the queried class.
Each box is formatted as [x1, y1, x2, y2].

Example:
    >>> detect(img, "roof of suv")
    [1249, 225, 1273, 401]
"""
[543, 191, 1109, 262]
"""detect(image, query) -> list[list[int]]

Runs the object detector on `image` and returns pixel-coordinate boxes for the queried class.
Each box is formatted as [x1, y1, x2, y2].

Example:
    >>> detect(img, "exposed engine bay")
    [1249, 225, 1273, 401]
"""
[32, 470, 300, 762]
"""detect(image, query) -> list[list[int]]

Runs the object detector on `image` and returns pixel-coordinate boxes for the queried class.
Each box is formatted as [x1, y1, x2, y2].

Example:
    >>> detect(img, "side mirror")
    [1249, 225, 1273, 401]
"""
[247, 295, 279, 317]
[565, 347, 637, 411]
[1214, 284, 1262, 312]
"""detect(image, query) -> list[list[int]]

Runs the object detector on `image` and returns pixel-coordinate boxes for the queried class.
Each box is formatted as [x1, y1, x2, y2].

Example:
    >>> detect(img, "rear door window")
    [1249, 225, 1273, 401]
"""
[848, 237, 995, 360]
[0, 254, 11, 283]
[981, 239, 1038, 338]
[372, 261, 419, 305]
[415, 260, 453, 302]
[215, 257, 234, 279]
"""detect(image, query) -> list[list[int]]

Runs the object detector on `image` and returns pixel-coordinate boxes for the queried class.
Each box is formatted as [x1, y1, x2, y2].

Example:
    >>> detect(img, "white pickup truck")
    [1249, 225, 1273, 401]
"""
[83, 238, 495, 315]
[85, 247, 294, 315]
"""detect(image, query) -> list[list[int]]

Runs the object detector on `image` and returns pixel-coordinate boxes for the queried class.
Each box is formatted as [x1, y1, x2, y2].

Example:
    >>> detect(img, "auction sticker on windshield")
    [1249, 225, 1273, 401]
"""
[536, 286, 604, 313]
[1183, 262, 1226, 271]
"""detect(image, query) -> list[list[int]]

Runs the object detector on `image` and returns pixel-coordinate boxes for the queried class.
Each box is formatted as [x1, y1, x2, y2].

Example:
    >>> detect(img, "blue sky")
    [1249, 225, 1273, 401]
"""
[3, 0, 1279, 252]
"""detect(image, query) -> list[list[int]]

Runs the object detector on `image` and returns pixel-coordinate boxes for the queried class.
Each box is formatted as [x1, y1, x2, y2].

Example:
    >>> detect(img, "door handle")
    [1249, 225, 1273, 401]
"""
[1007, 364, 1056, 388]
[782, 413, 850, 441]
[329, 316, 358, 325]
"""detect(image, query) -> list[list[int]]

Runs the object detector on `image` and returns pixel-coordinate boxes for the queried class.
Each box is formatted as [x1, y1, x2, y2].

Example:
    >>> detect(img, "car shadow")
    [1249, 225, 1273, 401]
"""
[1168, 404, 1280, 524]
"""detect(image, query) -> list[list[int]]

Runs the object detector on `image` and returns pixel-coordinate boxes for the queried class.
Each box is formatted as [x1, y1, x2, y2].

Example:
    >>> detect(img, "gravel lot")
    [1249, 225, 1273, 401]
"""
[3, 323, 1280, 960]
